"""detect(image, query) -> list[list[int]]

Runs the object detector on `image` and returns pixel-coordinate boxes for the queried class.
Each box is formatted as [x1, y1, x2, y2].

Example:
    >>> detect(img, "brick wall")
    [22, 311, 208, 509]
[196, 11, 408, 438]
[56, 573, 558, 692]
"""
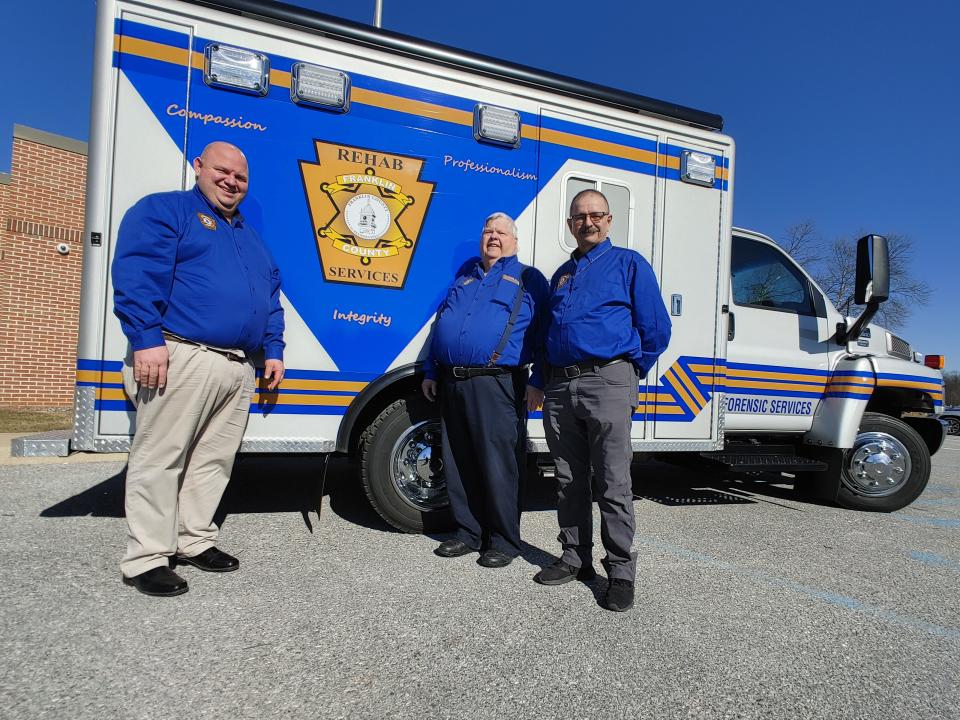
[0, 126, 87, 408]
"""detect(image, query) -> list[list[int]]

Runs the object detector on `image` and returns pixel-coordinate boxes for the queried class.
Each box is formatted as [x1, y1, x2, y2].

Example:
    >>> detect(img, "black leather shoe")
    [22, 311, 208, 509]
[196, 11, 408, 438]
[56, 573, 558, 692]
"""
[478, 550, 513, 568]
[434, 539, 476, 557]
[533, 560, 596, 585]
[175, 547, 239, 572]
[122, 566, 188, 597]
[603, 578, 635, 612]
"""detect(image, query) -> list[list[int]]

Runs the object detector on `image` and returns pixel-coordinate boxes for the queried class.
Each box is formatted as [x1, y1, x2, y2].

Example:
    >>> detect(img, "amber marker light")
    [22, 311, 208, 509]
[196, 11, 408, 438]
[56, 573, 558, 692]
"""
[924, 355, 945, 369]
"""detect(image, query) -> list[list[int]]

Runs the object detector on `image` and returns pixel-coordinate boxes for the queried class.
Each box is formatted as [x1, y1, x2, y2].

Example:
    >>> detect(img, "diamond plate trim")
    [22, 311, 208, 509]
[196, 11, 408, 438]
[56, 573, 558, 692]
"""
[94, 437, 131, 453]
[239, 438, 336, 453]
[72, 386, 97, 451]
[10, 430, 72, 457]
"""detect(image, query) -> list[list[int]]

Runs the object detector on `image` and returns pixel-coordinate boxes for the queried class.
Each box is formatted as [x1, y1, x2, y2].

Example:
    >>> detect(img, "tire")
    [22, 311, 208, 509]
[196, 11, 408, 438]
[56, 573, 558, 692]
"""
[836, 412, 931, 512]
[944, 416, 960, 436]
[359, 396, 452, 533]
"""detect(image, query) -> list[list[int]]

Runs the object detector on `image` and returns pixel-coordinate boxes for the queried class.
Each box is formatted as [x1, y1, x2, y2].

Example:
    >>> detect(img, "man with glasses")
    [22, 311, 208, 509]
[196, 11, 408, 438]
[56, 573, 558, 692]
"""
[535, 189, 670, 611]
[422, 212, 548, 569]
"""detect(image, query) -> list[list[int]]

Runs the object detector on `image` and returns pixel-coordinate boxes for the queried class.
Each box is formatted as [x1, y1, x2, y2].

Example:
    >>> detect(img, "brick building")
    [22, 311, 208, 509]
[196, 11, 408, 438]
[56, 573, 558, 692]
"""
[0, 125, 88, 408]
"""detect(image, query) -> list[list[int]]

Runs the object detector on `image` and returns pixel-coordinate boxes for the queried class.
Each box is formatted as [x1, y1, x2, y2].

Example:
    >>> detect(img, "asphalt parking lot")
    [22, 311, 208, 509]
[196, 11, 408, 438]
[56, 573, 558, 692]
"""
[1, 436, 958, 720]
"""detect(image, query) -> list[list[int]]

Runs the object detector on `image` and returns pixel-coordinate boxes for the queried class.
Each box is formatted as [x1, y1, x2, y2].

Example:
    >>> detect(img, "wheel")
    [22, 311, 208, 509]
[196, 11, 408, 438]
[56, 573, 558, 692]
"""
[944, 416, 960, 436]
[359, 396, 452, 533]
[836, 412, 930, 512]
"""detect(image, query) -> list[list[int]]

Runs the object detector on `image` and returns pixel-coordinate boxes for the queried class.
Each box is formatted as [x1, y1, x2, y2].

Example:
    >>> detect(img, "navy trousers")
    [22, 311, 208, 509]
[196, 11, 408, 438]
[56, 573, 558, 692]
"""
[440, 370, 526, 556]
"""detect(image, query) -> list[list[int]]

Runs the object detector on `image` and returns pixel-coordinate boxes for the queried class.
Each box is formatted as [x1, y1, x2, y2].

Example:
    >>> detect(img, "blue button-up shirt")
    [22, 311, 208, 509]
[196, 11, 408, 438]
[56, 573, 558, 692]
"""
[426, 254, 549, 388]
[545, 239, 670, 375]
[112, 186, 285, 359]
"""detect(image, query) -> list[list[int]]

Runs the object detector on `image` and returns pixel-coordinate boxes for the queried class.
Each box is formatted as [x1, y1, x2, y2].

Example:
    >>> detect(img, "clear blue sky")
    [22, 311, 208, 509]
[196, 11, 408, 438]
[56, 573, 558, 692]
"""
[4, 0, 958, 370]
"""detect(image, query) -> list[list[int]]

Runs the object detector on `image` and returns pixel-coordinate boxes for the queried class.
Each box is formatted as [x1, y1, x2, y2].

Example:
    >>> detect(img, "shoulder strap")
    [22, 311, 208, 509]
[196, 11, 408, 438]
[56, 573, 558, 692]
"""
[488, 267, 530, 366]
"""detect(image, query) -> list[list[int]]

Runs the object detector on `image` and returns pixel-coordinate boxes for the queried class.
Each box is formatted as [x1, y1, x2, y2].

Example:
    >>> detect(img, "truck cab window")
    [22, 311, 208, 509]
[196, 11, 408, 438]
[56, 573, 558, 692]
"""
[731, 236, 815, 315]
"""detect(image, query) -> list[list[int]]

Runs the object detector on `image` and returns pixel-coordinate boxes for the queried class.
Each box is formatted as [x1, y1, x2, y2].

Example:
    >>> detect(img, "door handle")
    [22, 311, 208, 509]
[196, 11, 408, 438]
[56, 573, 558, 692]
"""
[727, 312, 735, 341]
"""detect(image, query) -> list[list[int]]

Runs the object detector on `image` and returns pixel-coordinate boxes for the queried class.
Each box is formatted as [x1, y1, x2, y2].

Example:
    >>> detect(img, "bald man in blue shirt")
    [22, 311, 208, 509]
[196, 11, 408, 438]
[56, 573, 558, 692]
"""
[422, 212, 548, 569]
[536, 189, 671, 612]
[113, 141, 285, 597]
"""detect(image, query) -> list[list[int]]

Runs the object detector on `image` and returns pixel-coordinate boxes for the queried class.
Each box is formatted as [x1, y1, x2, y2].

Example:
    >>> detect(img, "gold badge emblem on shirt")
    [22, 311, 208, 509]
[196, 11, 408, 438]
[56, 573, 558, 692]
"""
[300, 140, 436, 289]
[556, 273, 572, 290]
[197, 213, 217, 231]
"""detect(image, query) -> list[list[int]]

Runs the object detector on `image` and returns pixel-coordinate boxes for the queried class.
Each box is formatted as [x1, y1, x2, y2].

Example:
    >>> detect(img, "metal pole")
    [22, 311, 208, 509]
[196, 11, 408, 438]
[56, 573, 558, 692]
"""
[373, 0, 383, 27]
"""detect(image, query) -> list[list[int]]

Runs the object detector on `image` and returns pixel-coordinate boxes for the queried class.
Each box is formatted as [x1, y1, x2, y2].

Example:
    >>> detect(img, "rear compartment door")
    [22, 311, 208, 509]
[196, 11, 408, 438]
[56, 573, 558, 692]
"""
[531, 109, 657, 440]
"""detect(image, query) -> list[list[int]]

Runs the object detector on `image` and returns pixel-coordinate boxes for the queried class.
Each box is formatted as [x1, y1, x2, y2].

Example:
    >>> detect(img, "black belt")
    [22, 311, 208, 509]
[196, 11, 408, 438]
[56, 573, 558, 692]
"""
[162, 332, 246, 363]
[443, 365, 522, 379]
[552, 357, 628, 379]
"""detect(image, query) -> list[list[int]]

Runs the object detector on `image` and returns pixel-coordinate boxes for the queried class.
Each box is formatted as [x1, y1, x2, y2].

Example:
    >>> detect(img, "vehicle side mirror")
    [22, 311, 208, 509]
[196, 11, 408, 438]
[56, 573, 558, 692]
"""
[854, 234, 889, 305]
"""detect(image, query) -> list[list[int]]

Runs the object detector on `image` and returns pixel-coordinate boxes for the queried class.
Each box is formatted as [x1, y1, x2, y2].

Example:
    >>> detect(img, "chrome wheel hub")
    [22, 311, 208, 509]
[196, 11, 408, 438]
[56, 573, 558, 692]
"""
[842, 431, 911, 497]
[390, 420, 447, 511]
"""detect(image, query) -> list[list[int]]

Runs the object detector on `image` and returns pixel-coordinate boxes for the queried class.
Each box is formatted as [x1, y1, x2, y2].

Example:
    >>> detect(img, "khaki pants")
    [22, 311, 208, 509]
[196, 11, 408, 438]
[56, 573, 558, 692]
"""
[121, 338, 255, 578]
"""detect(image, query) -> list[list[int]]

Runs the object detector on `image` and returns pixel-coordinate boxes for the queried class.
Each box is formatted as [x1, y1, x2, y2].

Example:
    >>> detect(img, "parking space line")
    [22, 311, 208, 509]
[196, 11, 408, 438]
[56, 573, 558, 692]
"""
[636, 536, 960, 642]
[909, 551, 960, 573]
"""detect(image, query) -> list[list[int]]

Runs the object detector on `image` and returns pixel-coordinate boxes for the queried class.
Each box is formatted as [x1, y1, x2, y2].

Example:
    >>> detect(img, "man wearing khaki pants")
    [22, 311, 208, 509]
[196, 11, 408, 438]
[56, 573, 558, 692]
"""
[112, 141, 285, 597]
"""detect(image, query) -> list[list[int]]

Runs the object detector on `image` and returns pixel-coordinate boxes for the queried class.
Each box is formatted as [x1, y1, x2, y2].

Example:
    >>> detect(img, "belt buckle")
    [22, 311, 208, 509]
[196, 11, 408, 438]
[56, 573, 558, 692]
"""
[563, 364, 581, 379]
[452, 367, 467, 379]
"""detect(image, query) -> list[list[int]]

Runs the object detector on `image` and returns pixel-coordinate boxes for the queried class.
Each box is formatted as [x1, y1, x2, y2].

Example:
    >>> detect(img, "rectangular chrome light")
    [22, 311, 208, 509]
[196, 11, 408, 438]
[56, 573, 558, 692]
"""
[291, 63, 350, 111]
[204, 44, 270, 96]
[680, 150, 717, 187]
[474, 104, 521, 147]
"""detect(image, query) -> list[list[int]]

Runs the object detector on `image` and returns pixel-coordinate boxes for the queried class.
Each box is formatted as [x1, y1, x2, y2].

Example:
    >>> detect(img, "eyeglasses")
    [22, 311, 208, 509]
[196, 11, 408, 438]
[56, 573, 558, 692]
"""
[569, 212, 610, 224]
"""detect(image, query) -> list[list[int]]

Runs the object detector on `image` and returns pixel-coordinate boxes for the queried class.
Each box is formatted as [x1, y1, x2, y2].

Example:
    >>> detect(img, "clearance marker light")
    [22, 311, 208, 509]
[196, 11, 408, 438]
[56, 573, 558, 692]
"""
[204, 44, 270, 96]
[474, 104, 521, 148]
[291, 63, 350, 111]
[924, 354, 945, 369]
[680, 150, 717, 187]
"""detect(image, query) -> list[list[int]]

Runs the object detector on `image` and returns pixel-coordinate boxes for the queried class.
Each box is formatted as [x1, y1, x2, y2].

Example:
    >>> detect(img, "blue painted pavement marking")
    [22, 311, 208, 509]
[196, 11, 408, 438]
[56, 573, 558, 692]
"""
[909, 551, 960, 573]
[635, 536, 960, 642]
[895, 515, 960, 530]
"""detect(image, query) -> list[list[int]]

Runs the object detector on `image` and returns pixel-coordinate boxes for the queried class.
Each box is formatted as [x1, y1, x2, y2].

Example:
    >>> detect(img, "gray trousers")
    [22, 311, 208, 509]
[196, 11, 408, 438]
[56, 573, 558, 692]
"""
[543, 360, 638, 581]
[121, 338, 255, 578]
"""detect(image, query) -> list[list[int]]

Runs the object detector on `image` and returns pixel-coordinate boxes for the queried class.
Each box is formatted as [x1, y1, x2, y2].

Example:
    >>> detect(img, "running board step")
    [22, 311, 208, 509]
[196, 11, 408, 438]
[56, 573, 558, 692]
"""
[699, 452, 828, 473]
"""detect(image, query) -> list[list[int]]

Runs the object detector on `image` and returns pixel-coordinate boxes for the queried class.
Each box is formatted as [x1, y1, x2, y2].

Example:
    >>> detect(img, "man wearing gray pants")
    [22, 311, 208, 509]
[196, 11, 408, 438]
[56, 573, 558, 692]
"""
[536, 189, 671, 612]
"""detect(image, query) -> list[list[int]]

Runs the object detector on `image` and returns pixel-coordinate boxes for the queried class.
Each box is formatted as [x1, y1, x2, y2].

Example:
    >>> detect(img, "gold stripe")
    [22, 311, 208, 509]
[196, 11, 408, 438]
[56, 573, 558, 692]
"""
[98, 388, 129, 401]
[689, 363, 726, 377]
[270, 379, 368, 392]
[253, 394, 353, 407]
[351, 86, 472, 126]
[726, 378, 824, 393]
[539, 127, 659, 166]
[876, 379, 943, 391]
[726, 368, 827, 385]
[77, 370, 103, 383]
[674, 367, 707, 410]
[665, 369, 698, 413]
[824, 383, 874, 393]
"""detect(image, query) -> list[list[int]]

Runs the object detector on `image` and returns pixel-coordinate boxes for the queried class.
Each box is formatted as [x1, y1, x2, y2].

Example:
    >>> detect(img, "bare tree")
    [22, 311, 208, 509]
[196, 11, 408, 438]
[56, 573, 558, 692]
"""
[944, 370, 960, 406]
[776, 224, 930, 329]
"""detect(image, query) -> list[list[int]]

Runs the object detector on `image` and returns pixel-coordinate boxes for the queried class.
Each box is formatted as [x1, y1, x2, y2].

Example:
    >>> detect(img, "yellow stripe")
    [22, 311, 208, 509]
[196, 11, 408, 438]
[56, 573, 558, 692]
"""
[876, 379, 943, 391]
[115, 35, 203, 71]
[539, 127, 660, 166]
[253, 393, 353, 406]
[689, 363, 726, 377]
[825, 383, 874, 393]
[665, 369, 698, 413]
[674, 366, 707, 410]
[726, 368, 827, 385]
[77, 370, 103, 383]
[726, 378, 824, 393]
[98, 388, 129, 401]
[271, 378, 367, 392]
[351, 86, 473, 126]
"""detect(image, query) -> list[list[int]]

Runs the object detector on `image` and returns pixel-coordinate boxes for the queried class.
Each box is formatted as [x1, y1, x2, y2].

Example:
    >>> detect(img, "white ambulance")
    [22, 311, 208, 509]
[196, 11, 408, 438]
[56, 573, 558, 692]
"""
[56, 0, 944, 530]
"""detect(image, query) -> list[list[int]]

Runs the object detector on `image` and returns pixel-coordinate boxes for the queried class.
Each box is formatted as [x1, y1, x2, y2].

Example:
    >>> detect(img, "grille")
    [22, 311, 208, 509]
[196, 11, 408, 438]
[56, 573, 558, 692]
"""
[887, 332, 912, 360]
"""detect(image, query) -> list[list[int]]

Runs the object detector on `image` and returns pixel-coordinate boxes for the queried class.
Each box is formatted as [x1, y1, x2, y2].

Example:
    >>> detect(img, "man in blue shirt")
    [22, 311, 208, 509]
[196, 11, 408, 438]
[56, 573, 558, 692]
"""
[422, 212, 548, 568]
[112, 141, 285, 597]
[535, 189, 670, 612]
